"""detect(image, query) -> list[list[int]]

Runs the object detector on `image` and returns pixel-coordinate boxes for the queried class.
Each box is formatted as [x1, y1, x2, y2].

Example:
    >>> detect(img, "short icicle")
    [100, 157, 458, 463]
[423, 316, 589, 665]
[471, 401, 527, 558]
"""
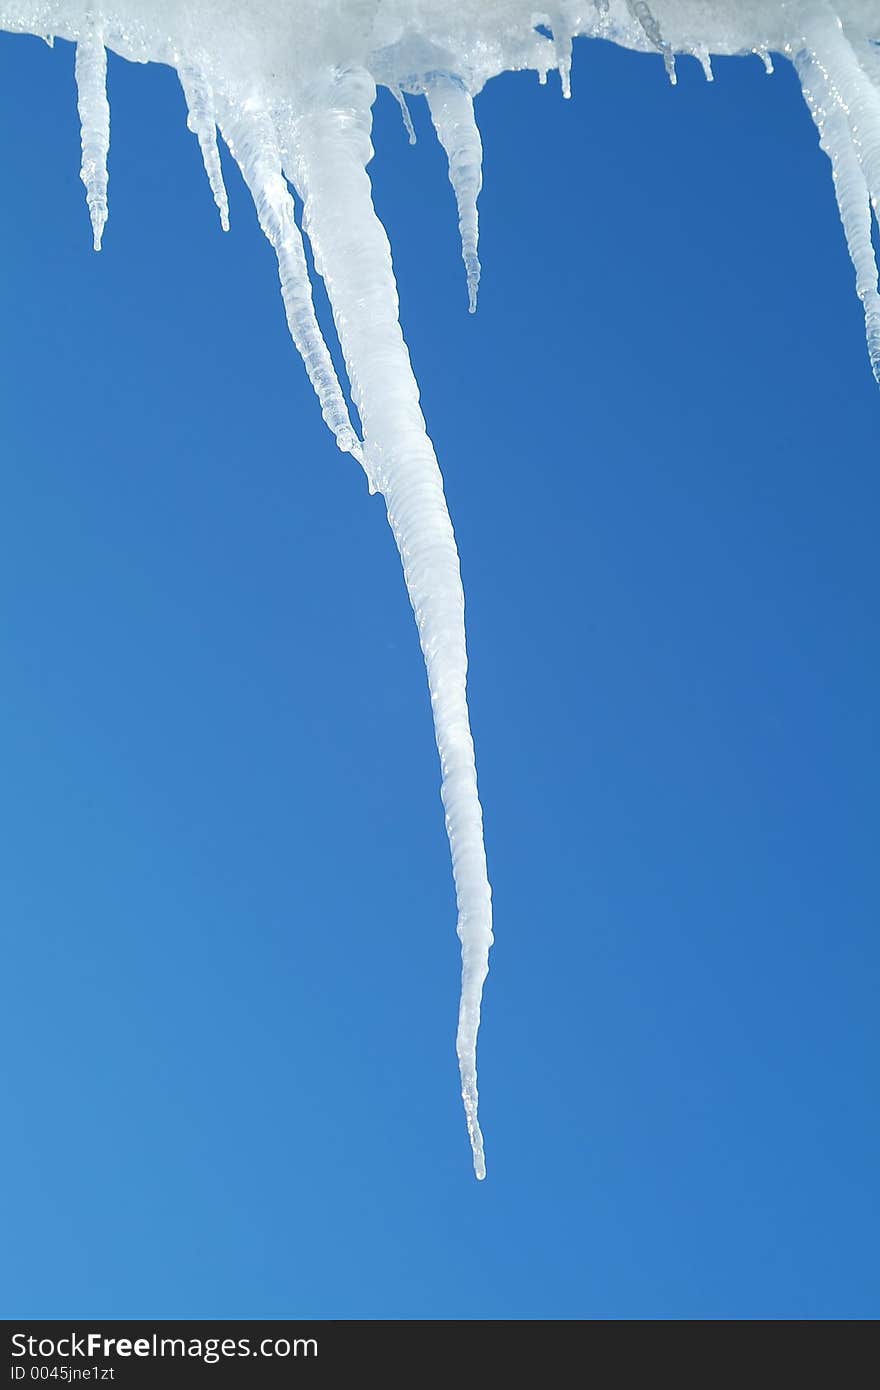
[74, 26, 110, 250]
[286, 70, 493, 1177]
[627, 0, 677, 85]
[756, 46, 775, 75]
[797, 2, 880, 210]
[425, 77, 483, 313]
[695, 45, 714, 82]
[550, 11, 574, 98]
[798, 50, 880, 383]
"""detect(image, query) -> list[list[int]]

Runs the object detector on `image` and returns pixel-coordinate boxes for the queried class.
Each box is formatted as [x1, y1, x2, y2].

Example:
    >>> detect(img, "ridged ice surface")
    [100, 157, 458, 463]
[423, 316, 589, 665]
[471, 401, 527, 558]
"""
[1, 1, 879, 1178]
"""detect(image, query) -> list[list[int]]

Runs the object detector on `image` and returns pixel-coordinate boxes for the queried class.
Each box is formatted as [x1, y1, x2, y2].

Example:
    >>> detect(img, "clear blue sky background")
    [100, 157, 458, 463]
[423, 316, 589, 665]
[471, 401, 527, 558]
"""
[1, 32, 877, 1320]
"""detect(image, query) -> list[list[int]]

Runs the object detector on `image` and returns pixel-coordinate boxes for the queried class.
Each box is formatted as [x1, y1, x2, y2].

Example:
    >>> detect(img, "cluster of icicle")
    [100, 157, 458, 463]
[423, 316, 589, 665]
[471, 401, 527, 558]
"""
[1, 2, 878, 1179]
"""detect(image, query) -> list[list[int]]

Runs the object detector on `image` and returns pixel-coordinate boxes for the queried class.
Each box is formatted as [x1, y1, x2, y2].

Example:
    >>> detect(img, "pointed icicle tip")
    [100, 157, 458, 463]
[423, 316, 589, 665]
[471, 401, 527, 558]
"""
[74, 31, 110, 252]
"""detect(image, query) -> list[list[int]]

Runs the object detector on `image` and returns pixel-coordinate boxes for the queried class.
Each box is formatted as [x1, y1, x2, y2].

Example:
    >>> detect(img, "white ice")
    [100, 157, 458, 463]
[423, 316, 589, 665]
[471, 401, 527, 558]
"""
[1, 1, 879, 1178]
[73, 24, 109, 250]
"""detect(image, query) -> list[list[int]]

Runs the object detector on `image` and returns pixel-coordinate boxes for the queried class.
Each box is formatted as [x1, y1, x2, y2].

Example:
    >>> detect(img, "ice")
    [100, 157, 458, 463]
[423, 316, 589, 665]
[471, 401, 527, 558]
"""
[756, 46, 775, 75]
[284, 70, 492, 1174]
[218, 95, 364, 463]
[695, 44, 714, 83]
[0, 1, 879, 1179]
[425, 76, 482, 312]
[798, 48, 880, 383]
[178, 63, 230, 231]
[391, 84, 417, 144]
[627, 1, 677, 85]
[74, 26, 109, 250]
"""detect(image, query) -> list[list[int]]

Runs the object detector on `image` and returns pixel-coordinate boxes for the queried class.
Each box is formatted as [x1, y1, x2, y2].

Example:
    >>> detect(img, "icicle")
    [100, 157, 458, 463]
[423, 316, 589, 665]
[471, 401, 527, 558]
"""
[42, 35, 53, 48]
[287, 69, 493, 1179]
[425, 77, 483, 313]
[756, 46, 775, 75]
[799, 3, 880, 214]
[179, 65, 230, 231]
[74, 29, 109, 251]
[554, 26, 573, 98]
[798, 51, 880, 383]
[390, 84, 416, 145]
[627, 1, 677, 86]
[219, 99, 364, 464]
[536, 10, 572, 96]
[695, 45, 714, 83]
[556, 36, 573, 98]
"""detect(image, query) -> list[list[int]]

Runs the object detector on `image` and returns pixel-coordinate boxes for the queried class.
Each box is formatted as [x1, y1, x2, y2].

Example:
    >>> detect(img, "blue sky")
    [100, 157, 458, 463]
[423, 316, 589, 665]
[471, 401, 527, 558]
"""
[1, 33, 877, 1320]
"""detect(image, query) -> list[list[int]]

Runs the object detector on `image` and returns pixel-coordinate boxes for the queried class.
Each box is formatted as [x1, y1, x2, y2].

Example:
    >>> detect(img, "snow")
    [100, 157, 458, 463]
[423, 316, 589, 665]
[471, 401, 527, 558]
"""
[0, 2, 879, 1178]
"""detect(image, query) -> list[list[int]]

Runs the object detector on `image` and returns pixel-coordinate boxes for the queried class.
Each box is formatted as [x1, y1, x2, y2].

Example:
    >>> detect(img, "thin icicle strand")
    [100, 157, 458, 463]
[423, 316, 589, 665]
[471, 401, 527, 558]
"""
[756, 46, 775, 74]
[287, 69, 493, 1178]
[695, 44, 714, 82]
[74, 30, 109, 250]
[627, 0, 677, 85]
[426, 78, 483, 313]
[179, 64, 230, 231]
[390, 84, 417, 144]
[219, 99, 364, 465]
[798, 50, 880, 382]
[552, 14, 573, 98]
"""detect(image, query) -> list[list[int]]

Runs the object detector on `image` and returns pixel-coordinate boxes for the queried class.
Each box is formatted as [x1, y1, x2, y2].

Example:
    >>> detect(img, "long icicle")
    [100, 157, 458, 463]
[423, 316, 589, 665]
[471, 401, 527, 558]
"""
[798, 50, 880, 383]
[218, 99, 364, 465]
[74, 26, 110, 251]
[425, 77, 483, 313]
[179, 64, 230, 232]
[285, 70, 493, 1178]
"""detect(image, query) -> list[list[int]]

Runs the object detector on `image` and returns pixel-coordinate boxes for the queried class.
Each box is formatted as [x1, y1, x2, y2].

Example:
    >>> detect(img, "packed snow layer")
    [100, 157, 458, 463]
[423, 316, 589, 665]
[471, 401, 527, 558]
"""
[1, 2, 879, 1178]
